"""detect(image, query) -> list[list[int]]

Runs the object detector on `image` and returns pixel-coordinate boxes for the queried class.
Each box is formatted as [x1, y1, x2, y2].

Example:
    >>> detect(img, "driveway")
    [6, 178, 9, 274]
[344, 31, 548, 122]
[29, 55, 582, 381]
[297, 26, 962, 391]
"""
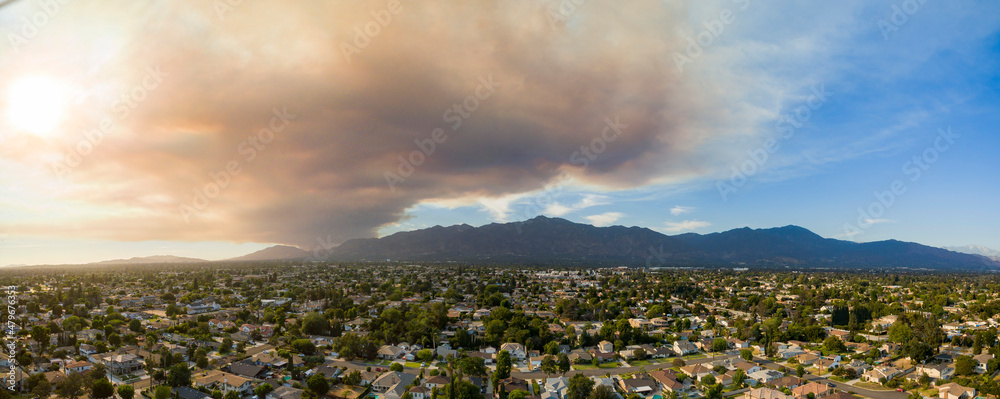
[754, 358, 906, 399]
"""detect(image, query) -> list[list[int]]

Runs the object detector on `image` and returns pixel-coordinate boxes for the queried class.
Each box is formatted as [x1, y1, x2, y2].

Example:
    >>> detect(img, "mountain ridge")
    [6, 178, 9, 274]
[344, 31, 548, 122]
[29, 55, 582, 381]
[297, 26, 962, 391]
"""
[326, 216, 1000, 270]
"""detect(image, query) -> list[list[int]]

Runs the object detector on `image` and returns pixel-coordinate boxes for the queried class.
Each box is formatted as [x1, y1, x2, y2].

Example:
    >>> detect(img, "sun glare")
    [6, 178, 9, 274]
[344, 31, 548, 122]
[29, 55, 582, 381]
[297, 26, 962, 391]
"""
[7, 76, 67, 137]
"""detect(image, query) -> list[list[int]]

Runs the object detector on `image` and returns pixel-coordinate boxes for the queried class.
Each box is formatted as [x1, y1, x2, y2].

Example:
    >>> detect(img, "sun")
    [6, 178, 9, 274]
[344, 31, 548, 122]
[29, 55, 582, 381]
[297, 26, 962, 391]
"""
[7, 76, 67, 137]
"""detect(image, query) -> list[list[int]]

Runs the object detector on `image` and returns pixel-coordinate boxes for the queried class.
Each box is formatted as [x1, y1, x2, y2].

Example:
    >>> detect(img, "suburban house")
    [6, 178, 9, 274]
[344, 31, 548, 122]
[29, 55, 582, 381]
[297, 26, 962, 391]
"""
[597, 341, 614, 353]
[791, 382, 833, 398]
[64, 361, 92, 374]
[915, 363, 954, 380]
[372, 371, 417, 394]
[674, 340, 698, 356]
[618, 375, 657, 397]
[743, 387, 790, 399]
[938, 383, 976, 399]
[102, 354, 143, 374]
[194, 371, 254, 395]
[974, 354, 993, 374]
[500, 342, 528, 360]
[862, 366, 900, 383]
[378, 345, 405, 360]
[748, 370, 784, 386]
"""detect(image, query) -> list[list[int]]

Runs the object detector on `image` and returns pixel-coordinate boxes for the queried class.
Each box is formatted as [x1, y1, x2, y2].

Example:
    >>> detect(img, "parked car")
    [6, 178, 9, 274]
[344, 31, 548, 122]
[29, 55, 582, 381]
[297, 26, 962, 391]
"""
[896, 389, 905, 392]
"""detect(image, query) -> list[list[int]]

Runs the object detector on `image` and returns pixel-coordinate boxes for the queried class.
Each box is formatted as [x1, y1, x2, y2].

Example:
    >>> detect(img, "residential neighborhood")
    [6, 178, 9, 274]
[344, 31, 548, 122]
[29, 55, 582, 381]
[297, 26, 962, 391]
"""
[3, 264, 1000, 399]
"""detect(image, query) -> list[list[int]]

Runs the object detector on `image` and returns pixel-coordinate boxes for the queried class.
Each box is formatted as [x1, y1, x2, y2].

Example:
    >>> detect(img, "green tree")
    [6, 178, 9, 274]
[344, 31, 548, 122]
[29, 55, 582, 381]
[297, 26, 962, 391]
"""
[26, 374, 53, 398]
[307, 374, 330, 396]
[557, 353, 571, 374]
[740, 349, 753, 361]
[711, 338, 728, 353]
[291, 339, 317, 355]
[567, 373, 595, 399]
[701, 375, 716, 387]
[733, 369, 746, 387]
[823, 336, 846, 353]
[155, 386, 172, 399]
[302, 312, 329, 335]
[31, 326, 50, 349]
[390, 363, 404, 372]
[496, 350, 512, 379]
[796, 364, 806, 378]
[219, 337, 233, 354]
[888, 323, 914, 344]
[705, 384, 723, 399]
[955, 355, 975, 376]
[256, 383, 275, 398]
[509, 390, 527, 399]
[108, 332, 121, 347]
[92, 378, 115, 399]
[541, 355, 557, 376]
[168, 363, 192, 387]
[544, 341, 560, 356]
[54, 372, 85, 399]
[129, 319, 143, 333]
[459, 357, 487, 378]
[117, 385, 136, 399]
[589, 385, 615, 399]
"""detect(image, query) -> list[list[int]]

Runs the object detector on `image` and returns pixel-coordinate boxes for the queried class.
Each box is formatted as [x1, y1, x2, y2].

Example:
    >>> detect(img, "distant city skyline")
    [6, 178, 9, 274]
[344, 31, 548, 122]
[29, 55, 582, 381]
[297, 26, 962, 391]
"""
[2, 1, 999, 265]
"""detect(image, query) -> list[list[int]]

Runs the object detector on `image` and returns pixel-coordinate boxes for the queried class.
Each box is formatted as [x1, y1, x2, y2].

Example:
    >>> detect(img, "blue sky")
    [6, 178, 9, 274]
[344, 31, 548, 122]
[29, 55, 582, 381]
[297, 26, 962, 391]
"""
[2, 0, 999, 265]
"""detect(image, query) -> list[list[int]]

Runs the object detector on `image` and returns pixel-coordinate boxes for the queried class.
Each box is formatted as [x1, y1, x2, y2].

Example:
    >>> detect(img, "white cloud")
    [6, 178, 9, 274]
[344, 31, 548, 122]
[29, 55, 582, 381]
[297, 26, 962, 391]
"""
[670, 205, 695, 216]
[661, 220, 711, 233]
[478, 196, 518, 222]
[862, 218, 893, 225]
[575, 194, 611, 209]
[542, 202, 574, 217]
[585, 212, 624, 227]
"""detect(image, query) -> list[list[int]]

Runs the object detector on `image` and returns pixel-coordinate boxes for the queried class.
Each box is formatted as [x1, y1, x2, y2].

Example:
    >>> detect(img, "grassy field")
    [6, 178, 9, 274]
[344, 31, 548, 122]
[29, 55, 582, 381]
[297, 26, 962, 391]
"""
[683, 353, 708, 360]
[828, 376, 850, 383]
[404, 362, 422, 368]
[853, 382, 894, 391]
[574, 362, 622, 370]
[631, 360, 655, 366]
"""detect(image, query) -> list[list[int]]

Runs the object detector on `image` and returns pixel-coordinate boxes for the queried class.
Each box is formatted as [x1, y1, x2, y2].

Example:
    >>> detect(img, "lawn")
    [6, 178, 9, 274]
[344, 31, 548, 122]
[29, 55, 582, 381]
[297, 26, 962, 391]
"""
[683, 353, 707, 360]
[631, 360, 655, 367]
[404, 362, 422, 368]
[828, 376, 850, 383]
[574, 362, 621, 370]
[853, 382, 894, 391]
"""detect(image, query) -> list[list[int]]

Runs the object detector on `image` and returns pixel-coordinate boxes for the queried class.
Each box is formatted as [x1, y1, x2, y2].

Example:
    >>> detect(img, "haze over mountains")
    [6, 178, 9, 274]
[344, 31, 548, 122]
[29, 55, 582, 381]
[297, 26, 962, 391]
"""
[33, 217, 999, 270]
[325, 216, 999, 270]
[944, 245, 1000, 262]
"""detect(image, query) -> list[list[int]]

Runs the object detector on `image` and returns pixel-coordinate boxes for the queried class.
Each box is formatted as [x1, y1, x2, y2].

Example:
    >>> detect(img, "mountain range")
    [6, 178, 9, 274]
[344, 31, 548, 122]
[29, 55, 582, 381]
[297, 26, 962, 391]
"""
[89, 255, 209, 265]
[51, 216, 999, 270]
[325, 216, 999, 270]
[944, 245, 1000, 262]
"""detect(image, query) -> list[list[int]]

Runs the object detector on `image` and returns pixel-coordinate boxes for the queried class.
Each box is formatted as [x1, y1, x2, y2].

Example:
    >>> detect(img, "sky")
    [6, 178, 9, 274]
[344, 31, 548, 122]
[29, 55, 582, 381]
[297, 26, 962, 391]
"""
[1, 0, 999, 265]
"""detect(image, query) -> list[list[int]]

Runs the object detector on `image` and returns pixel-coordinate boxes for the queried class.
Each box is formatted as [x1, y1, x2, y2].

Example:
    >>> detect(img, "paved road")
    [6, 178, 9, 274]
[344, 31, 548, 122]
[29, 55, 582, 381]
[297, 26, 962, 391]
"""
[327, 354, 737, 380]
[754, 358, 906, 399]
[511, 354, 738, 379]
